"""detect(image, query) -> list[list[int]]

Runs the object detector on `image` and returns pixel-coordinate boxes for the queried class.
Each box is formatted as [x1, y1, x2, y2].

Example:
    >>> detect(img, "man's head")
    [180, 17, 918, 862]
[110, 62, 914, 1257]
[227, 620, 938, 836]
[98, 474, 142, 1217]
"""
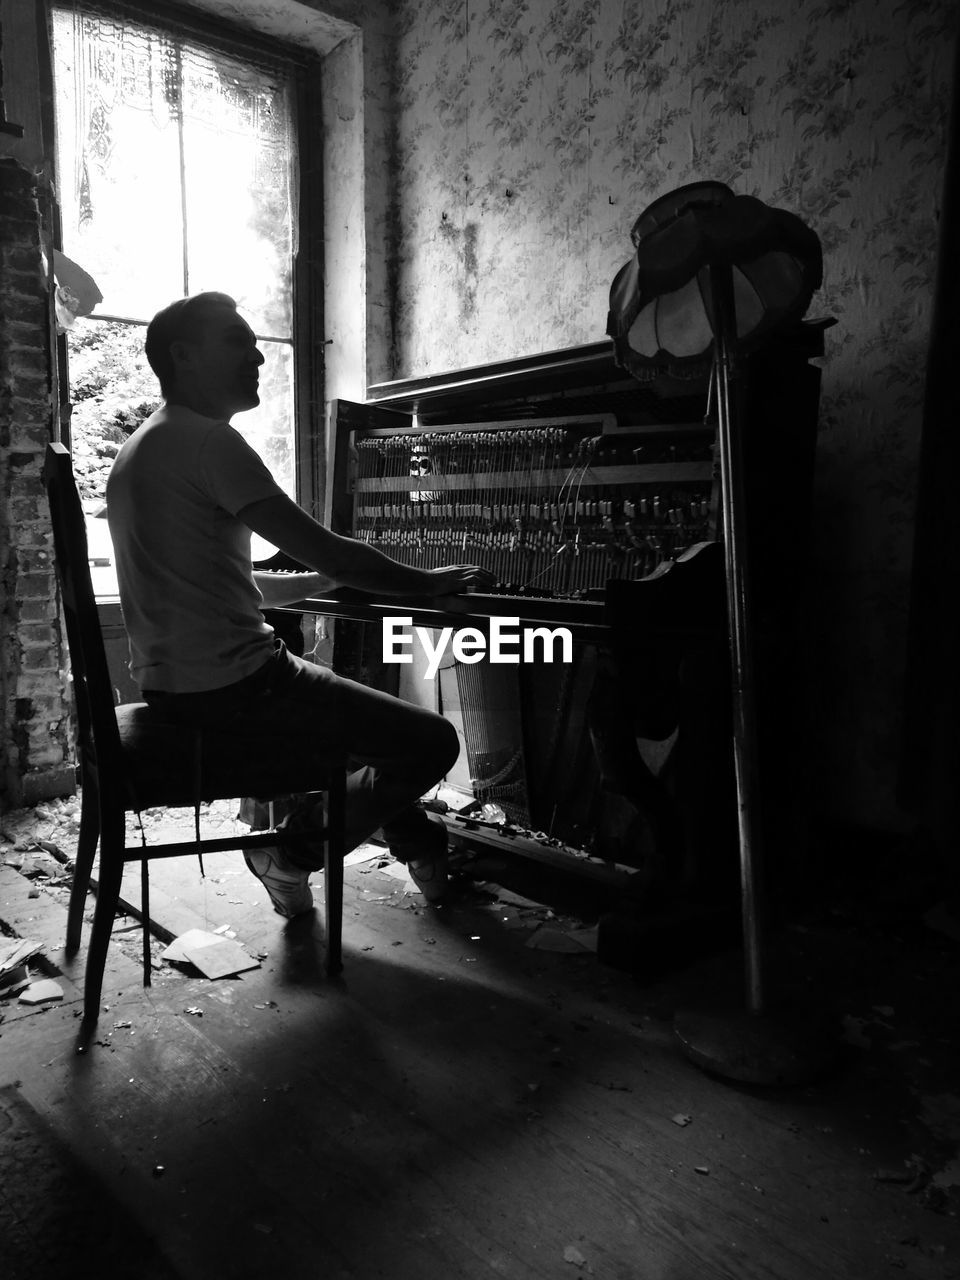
[145, 292, 265, 419]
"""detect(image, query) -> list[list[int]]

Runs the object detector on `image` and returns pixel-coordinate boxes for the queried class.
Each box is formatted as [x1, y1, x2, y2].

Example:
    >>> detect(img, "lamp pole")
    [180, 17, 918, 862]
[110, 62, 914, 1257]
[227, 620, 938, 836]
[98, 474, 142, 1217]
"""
[674, 260, 834, 1084]
[709, 259, 766, 1017]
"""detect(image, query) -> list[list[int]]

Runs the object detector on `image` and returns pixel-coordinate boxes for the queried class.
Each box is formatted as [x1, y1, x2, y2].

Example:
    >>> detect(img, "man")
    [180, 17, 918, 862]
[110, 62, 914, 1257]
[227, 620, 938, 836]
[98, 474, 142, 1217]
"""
[107, 291, 494, 916]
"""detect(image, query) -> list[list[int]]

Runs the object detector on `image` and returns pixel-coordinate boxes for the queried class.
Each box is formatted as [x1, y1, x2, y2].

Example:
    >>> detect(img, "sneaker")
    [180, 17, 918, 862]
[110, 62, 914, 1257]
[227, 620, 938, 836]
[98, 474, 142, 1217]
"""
[406, 815, 450, 904]
[407, 848, 449, 903]
[243, 846, 314, 918]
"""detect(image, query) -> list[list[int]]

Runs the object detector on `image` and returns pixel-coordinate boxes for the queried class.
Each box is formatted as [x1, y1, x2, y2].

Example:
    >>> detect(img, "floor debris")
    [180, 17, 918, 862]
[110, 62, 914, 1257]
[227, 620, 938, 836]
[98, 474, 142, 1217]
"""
[18, 978, 64, 1005]
[0, 937, 44, 976]
[562, 1243, 587, 1267]
[0, 966, 31, 997]
[3, 788, 960, 1275]
[380, 860, 420, 891]
[343, 844, 383, 867]
[162, 928, 260, 979]
[180, 937, 260, 980]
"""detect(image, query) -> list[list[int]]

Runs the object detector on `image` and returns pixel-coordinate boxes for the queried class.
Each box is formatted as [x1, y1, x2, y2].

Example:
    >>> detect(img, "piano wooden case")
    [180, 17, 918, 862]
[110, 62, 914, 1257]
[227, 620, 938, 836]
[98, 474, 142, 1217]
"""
[315, 326, 829, 889]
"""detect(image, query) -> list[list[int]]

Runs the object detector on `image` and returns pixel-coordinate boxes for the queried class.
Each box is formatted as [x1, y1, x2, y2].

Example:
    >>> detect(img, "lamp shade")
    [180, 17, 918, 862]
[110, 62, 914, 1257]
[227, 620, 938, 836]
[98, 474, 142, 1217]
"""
[607, 181, 823, 379]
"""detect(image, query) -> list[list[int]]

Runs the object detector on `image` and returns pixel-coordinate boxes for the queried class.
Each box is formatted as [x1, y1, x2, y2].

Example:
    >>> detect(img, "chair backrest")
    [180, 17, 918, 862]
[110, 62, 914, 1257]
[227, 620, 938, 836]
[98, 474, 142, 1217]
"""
[44, 442, 127, 773]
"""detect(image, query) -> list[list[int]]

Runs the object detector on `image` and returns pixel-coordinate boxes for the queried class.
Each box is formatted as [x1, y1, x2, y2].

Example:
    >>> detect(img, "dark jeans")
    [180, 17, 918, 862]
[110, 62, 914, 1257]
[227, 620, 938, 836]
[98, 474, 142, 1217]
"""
[144, 642, 457, 866]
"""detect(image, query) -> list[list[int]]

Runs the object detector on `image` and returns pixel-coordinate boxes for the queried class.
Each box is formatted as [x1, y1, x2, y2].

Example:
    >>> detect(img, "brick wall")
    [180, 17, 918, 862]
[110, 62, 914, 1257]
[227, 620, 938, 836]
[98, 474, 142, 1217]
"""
[0, 157, 74, 806]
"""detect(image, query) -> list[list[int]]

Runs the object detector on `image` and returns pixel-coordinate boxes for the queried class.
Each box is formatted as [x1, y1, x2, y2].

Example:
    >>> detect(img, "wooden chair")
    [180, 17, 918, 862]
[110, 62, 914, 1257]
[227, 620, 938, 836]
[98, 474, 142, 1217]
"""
[43, 442, 347, 1031]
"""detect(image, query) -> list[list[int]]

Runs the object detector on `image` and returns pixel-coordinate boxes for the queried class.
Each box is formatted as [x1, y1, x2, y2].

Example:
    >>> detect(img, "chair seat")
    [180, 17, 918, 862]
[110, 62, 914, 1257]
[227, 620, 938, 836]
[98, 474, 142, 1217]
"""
[116, 702, 335, 809]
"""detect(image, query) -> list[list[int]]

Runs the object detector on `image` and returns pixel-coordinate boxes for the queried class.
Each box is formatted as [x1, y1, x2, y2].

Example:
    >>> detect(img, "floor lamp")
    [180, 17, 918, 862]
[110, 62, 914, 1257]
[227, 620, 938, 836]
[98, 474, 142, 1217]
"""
[608, 182, 835, 1083]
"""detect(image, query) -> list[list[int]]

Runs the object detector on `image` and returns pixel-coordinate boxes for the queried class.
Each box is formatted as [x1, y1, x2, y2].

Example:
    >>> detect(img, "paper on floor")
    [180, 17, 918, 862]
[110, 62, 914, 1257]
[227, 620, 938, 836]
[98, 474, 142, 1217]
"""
[180, 937, 261, 980]
[162, 928, 259, 978]
[344, 844, 383, 868]
[19, 978, 64, 1004]
[161, 928, 224, 963]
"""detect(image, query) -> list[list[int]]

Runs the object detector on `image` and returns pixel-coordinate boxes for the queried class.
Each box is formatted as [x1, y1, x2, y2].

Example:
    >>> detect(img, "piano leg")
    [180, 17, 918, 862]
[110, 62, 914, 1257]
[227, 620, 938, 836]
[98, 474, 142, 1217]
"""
[587, 643, 740, 899]
[586, 651, 682, 884]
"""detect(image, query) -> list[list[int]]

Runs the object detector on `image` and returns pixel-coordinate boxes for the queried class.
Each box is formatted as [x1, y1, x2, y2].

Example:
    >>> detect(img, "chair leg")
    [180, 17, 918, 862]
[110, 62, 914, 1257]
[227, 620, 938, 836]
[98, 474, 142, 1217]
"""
[82, 816, 125, 1026]
[324, 769, 345, 975]
[141, 859, 152, 988]
[67, 781, 100, 954]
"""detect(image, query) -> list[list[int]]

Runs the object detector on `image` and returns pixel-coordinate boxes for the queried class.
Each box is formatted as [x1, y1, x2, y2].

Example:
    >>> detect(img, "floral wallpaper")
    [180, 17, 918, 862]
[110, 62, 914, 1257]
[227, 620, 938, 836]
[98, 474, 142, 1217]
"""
[382, 0, 956, 827]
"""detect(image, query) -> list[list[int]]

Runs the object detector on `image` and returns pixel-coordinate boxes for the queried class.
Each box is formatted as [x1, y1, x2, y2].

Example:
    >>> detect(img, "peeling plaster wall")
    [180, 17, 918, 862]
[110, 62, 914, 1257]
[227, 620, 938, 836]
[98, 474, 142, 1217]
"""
[322, 32, 366, 402]
[385, 0, 956, 832]
[177, 0, 356, 53]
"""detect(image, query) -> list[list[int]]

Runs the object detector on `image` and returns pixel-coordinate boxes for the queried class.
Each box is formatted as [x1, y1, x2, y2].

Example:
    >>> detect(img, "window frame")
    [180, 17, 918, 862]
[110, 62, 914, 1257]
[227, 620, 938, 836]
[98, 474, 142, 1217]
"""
[46, 0, 325, 519]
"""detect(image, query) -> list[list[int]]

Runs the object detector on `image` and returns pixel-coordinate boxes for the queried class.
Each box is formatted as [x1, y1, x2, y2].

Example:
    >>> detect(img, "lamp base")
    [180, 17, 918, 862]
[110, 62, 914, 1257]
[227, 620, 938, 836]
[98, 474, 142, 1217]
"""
[673, 1003, 838, 1086]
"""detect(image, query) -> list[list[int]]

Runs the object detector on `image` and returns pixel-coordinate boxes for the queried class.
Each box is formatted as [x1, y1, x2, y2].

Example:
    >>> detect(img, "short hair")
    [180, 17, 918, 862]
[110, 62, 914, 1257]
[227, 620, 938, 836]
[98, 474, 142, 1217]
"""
[145, 291, 238, 394]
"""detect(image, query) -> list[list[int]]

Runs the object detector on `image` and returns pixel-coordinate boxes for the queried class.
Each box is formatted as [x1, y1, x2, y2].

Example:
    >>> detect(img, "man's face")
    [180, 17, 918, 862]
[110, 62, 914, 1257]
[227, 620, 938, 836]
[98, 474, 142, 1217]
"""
[171, 304, 265, 419]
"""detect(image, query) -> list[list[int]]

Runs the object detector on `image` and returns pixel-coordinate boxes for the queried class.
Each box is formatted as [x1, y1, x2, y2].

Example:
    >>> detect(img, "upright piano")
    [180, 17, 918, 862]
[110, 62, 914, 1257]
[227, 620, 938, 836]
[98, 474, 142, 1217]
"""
[279, 324, 829, 906]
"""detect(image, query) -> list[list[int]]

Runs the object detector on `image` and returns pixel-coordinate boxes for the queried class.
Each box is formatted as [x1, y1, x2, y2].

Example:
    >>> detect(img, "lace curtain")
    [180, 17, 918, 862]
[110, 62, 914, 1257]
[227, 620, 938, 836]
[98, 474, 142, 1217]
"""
[52, 5, 296, 333]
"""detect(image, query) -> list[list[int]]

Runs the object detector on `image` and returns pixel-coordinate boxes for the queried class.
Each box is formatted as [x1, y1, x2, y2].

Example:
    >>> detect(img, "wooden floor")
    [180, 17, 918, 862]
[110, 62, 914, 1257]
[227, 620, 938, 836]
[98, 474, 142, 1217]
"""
[1, 801, 959, 1280]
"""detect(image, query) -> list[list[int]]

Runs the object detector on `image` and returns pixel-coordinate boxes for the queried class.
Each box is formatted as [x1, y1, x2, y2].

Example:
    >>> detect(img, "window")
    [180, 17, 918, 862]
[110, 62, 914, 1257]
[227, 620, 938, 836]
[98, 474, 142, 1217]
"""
[50, 3, 315, 590]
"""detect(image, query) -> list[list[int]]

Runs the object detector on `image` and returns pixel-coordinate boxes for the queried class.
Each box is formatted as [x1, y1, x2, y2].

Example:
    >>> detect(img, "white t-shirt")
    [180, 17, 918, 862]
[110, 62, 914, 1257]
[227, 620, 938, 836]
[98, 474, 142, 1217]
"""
[106, 404, 285, 693]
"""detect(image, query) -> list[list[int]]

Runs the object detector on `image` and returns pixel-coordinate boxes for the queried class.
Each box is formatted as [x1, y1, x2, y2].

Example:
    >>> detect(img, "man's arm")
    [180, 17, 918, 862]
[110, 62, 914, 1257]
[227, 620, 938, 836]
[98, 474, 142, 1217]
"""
[252, 571, 334, 607]
[238, 494, 494, 597]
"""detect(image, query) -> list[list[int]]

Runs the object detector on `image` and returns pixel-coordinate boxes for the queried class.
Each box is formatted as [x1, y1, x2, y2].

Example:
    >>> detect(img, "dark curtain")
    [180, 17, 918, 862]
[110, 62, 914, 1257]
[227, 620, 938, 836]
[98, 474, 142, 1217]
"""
[899, 30, 960, 881]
